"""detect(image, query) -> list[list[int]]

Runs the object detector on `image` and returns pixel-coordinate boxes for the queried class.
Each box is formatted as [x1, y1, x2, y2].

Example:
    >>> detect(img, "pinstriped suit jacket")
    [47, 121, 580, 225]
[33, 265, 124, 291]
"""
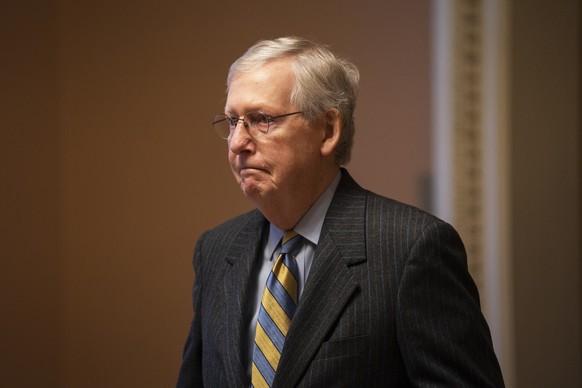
[177, 170, 504, 387]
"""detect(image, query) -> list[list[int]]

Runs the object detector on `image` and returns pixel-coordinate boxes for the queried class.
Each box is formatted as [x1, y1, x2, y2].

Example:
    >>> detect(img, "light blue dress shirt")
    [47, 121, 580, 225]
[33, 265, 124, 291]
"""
[245, 172, 342, 376]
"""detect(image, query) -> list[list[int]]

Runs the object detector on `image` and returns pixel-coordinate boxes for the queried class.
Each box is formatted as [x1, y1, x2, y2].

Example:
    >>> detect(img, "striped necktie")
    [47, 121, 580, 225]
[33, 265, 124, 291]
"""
[251, 231, 302, 388]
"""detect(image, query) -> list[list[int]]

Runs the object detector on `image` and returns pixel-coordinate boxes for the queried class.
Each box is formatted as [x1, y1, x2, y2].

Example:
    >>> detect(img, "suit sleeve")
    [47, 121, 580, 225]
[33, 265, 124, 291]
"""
[176, 236, 205, 388]
[396, 221, 505, 387]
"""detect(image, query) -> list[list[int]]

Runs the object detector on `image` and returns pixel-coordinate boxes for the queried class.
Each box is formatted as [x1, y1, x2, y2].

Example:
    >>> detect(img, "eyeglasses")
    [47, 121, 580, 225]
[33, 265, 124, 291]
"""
[212, 111, 302, 139]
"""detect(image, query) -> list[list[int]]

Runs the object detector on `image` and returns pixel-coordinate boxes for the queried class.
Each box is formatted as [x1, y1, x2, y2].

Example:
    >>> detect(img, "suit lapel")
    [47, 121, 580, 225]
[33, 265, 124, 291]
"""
[222, 211, 267, 387]
[273, 170, 368, 387]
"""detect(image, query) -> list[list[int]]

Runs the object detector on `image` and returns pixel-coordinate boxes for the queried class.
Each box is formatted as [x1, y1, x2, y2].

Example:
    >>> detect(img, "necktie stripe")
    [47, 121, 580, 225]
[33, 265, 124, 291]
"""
[272, 259, 298, 303]
[261, 290, 292, 336]
[252, 231, 302, 387]
[256, 311, 285, 352]
[254, 323, 281, 369]
[264, 282, 296, 321]
[266, 267, 298, 318]
[252, 348, 273, 388]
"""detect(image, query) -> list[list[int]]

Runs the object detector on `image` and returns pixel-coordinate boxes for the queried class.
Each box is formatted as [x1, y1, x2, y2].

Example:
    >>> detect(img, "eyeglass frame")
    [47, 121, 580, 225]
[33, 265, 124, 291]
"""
[211, 111, 303, 139]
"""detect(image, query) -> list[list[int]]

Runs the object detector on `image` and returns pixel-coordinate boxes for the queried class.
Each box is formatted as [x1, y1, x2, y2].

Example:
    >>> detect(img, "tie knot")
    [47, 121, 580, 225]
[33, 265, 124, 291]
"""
[282, 230, 298, 244]
[281, 231, 302, 256]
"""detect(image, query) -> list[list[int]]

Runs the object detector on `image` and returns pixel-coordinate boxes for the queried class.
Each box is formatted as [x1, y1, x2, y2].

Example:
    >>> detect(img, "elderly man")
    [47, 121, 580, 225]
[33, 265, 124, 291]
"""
[177, 36, 504, 387]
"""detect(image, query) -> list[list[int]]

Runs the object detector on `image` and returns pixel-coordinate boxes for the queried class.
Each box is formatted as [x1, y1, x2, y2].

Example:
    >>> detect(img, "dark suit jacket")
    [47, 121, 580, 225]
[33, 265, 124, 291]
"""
[177, 170, 504, 387]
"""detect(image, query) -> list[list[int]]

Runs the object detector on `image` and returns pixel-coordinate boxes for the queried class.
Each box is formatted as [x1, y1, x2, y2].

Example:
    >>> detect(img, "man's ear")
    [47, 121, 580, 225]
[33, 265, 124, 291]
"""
[320, 108, 342, 157]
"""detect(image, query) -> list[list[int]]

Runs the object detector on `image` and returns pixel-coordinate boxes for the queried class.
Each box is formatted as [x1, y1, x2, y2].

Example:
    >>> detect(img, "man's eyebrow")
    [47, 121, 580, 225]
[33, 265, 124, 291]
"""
[225, 105, 273, 116]
[223, 109, 239, 117]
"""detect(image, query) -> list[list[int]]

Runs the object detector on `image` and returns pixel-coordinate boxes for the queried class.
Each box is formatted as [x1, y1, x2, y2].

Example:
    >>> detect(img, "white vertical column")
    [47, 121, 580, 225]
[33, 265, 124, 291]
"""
[482, 0, 515, 386]
[431, 0, 515, 385]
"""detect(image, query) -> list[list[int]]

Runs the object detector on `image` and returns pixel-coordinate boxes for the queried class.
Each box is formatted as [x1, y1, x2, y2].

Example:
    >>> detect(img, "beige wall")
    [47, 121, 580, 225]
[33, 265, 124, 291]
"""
[2, 1, 430, 386]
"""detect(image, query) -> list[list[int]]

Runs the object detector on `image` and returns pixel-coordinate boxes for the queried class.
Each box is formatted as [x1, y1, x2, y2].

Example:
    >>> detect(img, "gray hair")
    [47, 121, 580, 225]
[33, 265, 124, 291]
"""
[227, 36, 360, 166]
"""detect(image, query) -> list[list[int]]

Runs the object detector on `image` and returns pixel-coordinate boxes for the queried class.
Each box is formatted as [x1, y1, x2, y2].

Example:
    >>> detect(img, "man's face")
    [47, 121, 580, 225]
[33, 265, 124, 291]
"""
[225, 58, 327, 209]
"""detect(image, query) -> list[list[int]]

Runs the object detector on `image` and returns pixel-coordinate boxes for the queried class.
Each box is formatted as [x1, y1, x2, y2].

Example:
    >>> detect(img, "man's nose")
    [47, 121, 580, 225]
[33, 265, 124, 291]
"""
[228, 120, 254, 154]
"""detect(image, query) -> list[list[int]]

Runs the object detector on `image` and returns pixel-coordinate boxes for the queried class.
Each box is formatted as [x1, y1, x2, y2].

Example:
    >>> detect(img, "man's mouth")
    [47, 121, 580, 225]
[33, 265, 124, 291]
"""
[240, 166, 267, 173]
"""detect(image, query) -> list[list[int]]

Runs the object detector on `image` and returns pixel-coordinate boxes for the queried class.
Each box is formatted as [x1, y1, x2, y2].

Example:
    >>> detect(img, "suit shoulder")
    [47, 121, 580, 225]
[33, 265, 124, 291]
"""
[338, 170, 454, 233]
[365, 190, 454, 233]
[200, 209, 264, 242]
[193, 209, 264, 272]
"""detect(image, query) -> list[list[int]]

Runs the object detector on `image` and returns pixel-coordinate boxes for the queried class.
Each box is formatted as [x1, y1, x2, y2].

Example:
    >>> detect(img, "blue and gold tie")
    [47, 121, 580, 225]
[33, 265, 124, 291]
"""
[251, 231, 302, 388]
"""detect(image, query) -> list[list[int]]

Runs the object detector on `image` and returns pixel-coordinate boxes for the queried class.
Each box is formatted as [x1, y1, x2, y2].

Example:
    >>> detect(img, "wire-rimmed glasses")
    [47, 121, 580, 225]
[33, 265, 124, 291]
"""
[212, 111, 302, 139]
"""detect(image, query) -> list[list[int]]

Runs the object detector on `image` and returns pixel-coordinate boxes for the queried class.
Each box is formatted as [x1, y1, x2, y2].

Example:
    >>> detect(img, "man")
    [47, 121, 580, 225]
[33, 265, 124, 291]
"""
[177, 36, 504, 387]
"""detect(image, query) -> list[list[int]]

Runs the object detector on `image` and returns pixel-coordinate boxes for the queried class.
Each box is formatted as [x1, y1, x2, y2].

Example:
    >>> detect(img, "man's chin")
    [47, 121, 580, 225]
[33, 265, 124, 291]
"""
[237, 172, 277, 203]
[240, 180, 264, 200]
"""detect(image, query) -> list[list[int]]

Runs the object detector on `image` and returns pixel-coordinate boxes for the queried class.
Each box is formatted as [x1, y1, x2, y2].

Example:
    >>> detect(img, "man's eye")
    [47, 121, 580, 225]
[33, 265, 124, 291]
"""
[257, 114, 270, 124]
[249, 112, 270, 125]
[227, 117, 238, 127]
